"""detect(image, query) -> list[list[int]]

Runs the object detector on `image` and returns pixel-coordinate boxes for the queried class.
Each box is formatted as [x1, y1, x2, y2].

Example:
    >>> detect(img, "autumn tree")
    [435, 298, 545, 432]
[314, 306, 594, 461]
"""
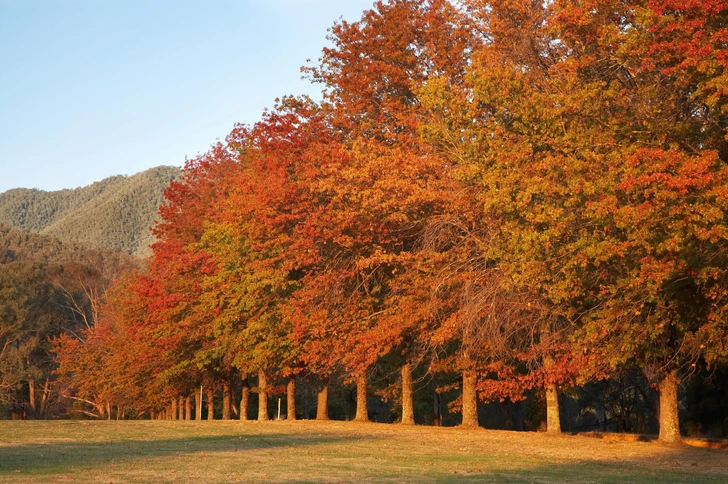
[421, 0, 728, 440]
[195, 98, 333, 421]
[88, 145, 247, 419]
[295, 0, 482, 425]
[304, 0, 474, 143]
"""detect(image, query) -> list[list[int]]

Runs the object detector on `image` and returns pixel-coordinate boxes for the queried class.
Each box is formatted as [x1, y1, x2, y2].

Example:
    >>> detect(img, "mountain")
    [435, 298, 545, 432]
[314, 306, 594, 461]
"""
[0, 166, 180, 258]
[0, 222, 135, 266]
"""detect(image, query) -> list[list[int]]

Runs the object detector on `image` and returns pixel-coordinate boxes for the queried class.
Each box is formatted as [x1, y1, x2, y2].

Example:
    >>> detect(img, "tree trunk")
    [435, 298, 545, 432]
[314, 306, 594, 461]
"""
[287, 378, 297, 421]
[28, 379, 36, 420]
[178, 396, 185, 420]
[39, 378, 51, 419]
[540, 324, 562, 434]
[401, 362, 415, 425]
[461, 369, 479, 428]
[222, 383, 231, 420]
[107, 401, 111, 421]
[171, 398, 178, 421]
[195, 385, 202, 421]
[207, 389, 215, 420]
[433, 391, 442, 427]
[258, 370, 269, 421]
[354, 370, 369, 422]
[185, 396, 192, 421]
[241, 379, 250, 421]
[596, 403, 606, 432]
[316, 378, 329, 421]
[197, 386, 203, 421]
[545, 382, 561, 434]
[658, 369, 681, 443]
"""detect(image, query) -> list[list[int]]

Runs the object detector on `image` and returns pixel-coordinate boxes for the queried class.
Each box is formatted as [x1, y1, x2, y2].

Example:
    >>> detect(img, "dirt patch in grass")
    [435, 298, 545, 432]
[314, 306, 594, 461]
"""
[0, 420, 725, 483]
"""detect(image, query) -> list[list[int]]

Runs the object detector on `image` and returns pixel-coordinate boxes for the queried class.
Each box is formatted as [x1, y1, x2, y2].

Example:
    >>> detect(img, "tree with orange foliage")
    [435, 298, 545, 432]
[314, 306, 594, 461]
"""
[295, 0, 484, 425]
[421, 0, 728, 441]
[55, 271, 166, 419]
[195, 97, 335, 421]
[133, 143, 243, 418]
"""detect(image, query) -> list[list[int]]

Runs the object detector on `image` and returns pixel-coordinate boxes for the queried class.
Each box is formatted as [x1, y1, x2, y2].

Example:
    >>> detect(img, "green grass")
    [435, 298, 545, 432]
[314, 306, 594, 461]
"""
[0, 420, 726, 483]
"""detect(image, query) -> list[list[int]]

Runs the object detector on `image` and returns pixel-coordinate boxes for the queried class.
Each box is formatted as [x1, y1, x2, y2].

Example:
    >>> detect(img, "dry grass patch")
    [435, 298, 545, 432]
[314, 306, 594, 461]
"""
[0, 420, 726, 483]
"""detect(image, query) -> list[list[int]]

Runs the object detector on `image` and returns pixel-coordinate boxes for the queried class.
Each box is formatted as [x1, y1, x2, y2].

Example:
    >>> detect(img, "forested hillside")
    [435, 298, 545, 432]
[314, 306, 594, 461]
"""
[1, 223, 122, 265]
[0, 166, 179, 258]
[0, 224, 136, 419]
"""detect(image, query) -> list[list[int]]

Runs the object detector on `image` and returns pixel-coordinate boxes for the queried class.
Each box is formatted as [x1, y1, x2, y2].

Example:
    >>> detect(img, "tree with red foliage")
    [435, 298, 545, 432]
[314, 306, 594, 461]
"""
[421, 0, 728, 441]
[304, 0, 475, 143]
[129, 143, 244, 417]
[195, 97, 334, 421]
[294, 0, 483, 425]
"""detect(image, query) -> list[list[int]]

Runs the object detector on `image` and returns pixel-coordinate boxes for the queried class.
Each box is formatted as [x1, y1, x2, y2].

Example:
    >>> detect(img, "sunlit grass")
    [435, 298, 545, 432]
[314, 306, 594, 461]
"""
[0, 420, 726, 483]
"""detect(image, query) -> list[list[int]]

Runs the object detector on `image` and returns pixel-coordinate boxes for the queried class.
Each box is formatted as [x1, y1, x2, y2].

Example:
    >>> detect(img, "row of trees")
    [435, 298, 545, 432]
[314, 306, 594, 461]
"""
[56, 0, 728, 442]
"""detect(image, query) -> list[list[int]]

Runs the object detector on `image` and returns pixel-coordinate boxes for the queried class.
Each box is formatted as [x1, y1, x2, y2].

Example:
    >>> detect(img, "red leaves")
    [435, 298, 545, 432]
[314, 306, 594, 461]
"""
[58, 0, 728, 415]
[620, 149, 722, 195]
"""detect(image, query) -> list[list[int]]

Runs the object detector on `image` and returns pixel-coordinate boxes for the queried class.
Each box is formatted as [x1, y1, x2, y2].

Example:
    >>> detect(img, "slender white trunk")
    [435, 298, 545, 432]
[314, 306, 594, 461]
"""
[28, 379, 36, 420]
[197, 386, 203, 421]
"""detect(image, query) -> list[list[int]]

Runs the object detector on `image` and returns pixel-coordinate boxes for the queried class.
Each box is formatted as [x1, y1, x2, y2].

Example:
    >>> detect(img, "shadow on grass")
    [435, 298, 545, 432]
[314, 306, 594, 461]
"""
[0, 430, 358, 476]
[2, 422, 727, 483]
[413, 439, 728, 484]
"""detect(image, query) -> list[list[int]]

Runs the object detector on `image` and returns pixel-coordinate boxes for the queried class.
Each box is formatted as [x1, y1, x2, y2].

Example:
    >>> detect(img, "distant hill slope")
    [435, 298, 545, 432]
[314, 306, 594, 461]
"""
[0, 222, 138, 269]
[0, 166, 180, 258]
[0, 222, 95, 264]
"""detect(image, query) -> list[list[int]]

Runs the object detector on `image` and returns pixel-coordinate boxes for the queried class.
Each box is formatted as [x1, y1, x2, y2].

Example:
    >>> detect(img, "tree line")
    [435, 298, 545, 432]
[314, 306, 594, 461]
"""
[53, 0, 728, 442]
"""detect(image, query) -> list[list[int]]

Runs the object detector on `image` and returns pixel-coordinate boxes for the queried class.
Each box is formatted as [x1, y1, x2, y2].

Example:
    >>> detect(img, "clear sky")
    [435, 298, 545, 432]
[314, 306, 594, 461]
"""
[0, 0, 375, 193]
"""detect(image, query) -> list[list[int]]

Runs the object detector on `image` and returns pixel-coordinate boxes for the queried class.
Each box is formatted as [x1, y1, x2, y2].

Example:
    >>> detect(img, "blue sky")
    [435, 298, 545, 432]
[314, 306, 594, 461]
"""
[0, 0, 374, 193]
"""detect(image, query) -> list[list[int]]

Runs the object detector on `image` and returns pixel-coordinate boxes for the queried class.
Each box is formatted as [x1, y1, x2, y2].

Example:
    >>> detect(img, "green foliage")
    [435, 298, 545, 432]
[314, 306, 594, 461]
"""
[0, 225, 136, 418]
[0, 261, 75, 416]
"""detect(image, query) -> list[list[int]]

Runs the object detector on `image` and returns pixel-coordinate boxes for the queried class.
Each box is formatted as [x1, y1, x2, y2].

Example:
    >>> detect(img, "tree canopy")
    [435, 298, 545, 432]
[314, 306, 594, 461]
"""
[44, 0, 728, 441]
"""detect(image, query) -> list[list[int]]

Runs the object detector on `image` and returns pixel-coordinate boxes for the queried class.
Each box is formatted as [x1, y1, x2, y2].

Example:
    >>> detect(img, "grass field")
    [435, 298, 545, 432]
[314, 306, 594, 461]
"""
[0, 420, 726, 483]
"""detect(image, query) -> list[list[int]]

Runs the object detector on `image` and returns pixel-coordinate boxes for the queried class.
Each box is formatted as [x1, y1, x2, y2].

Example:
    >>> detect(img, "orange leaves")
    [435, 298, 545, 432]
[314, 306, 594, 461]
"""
[62, 0, 728, 413]
[306, 0, 476, 142]
[620, 149, 723, 195]
[420, 0, 728, 390]
[614, 149, 728, 262]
